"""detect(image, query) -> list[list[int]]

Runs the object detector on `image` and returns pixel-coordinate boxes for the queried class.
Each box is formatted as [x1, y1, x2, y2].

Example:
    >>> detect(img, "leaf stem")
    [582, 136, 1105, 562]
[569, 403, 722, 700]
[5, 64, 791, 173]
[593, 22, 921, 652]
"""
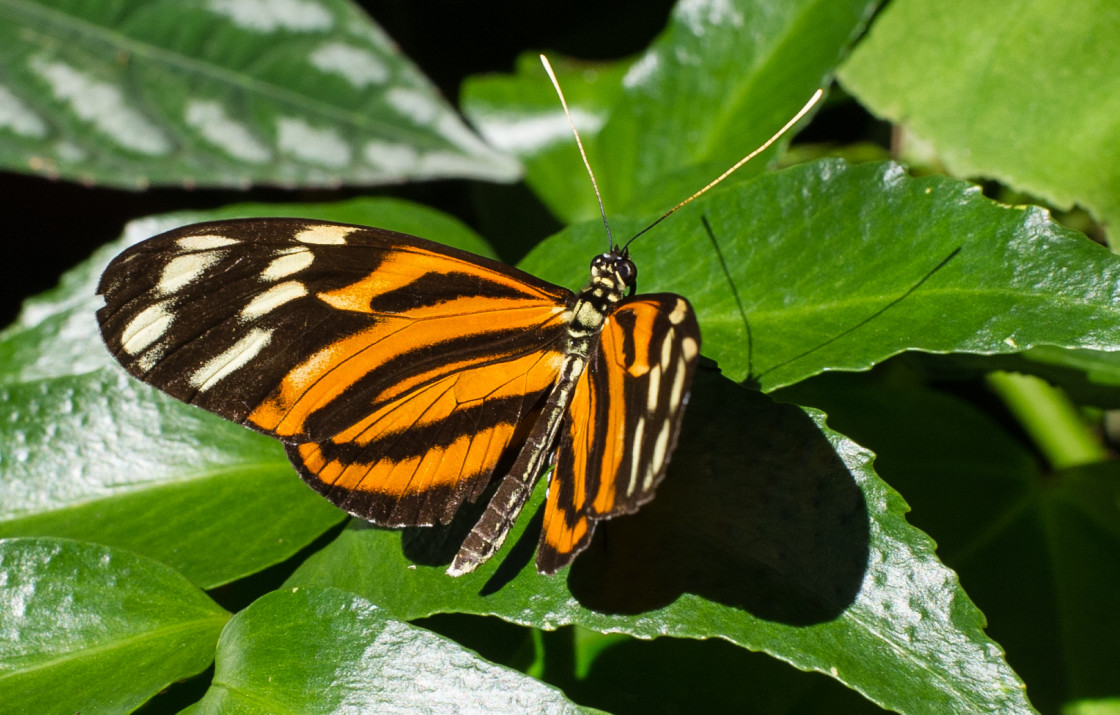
[986, 371, 1107, 469]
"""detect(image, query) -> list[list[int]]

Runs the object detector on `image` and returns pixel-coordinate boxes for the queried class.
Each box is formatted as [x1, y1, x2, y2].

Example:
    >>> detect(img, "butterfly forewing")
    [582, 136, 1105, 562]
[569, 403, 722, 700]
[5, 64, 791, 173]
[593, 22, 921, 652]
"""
[98, 219, 574, 526]
[537, 294, 700, 574]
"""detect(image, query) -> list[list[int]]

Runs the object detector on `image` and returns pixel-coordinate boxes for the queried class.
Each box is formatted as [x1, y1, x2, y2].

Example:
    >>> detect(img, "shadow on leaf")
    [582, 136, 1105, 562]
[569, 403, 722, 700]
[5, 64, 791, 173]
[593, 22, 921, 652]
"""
[566, 367, 869, 625]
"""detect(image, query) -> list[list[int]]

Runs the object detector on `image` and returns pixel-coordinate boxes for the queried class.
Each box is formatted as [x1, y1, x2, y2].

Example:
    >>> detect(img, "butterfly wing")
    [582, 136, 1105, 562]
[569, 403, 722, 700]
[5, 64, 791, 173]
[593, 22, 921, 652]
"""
[536, 294, 701, 573]
[98, 218, 574, 526]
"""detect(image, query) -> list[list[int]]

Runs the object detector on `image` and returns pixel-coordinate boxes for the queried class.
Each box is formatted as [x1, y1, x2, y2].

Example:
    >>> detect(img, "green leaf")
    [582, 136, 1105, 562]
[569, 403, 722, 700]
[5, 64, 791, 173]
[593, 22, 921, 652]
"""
[462, 0, 877, 221]
[0, 198, 489, 589]
[187, 587, 593, 714]
[522, 159, 1120, 392]
[0, 369, 338, 590]
[778, 371, 1120, 714]
[0, 0, 518, 188]
[838, 0, 1120, 237]
[287, 371, 1032, 714]
[0, 537, 229, 714]
[9, 158, 1108, 710]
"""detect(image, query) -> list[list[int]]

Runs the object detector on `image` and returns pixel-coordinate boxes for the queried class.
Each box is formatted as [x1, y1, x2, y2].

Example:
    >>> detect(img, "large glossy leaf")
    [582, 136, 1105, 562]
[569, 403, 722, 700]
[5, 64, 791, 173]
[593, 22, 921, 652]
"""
[286, 372, 1031, 713]
[463, 0, 878, 222]
[838, 0, 1120, 238]
[0, 537, 229, 714]
[777, 371, 1120, 714]
[0, 0, 518, 188]
[4, 154, 1113, 710]
[185, 587, 592, 713]
[0, 368, 336, 591]
[0, 199, 491, 589]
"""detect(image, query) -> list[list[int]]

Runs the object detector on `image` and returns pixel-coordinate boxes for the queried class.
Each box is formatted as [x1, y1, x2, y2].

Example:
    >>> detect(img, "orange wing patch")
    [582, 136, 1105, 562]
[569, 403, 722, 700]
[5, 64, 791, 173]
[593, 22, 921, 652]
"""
[248, 302, 568, 439]
[289, 344, 566, 526]
[317, 244, 559, 313]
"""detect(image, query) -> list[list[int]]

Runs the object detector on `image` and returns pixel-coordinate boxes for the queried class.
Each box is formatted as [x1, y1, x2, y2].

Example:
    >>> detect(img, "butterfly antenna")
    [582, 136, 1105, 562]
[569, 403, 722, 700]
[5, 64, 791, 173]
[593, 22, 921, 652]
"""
[541, 54, 615, 252]
[622, 88, 824, 252]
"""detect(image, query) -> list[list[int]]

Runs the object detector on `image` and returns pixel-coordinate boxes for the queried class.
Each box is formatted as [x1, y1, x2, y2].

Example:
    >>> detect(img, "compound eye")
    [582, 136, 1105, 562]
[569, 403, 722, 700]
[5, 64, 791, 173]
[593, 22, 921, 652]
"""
[616, 258, 637, 285]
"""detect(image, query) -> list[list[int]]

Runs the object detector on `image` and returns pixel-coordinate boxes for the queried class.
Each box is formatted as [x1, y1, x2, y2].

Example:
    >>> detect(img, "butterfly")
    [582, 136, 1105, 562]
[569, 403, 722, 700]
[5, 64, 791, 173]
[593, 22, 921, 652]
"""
[95, 55, 819, 575]
[97, 218, 699, 575]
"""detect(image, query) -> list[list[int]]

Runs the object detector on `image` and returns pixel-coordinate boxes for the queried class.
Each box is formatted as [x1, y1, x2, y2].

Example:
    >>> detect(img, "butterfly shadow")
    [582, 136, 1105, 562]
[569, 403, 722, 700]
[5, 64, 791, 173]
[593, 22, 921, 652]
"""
[565, 366, 870, 626]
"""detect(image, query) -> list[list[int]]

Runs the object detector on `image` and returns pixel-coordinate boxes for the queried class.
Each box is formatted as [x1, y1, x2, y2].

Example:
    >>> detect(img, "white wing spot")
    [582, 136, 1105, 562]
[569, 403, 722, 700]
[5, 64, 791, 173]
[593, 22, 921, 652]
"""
[121, 303, 173, 355]
[669, 357, 688, 412]
[177, 234, 239, 250]
[660, 332, 674, 370]
[262, 247, 314, 280]
[681, 336, 699, 361]
[296, 224, 351, 244]
[646, 421, 672, 490]
[190, 328, 273, 392]
[646, 364, 661, 412]
[628, 416, 645, 496]
[668, 298, 689, 325]
[241, 281, 307, 320]
[159, 252, 222, 295]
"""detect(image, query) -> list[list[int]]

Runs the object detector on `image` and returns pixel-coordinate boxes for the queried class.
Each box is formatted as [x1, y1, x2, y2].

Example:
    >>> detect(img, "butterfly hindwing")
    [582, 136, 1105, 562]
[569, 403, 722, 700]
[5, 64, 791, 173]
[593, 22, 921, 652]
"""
[537, 294, 701, 573]
[98, 219, 575, 526]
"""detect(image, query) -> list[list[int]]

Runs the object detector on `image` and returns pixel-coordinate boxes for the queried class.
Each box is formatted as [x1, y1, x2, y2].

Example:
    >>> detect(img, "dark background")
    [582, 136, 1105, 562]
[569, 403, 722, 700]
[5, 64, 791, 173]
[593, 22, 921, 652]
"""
[0, 0, 679, 327]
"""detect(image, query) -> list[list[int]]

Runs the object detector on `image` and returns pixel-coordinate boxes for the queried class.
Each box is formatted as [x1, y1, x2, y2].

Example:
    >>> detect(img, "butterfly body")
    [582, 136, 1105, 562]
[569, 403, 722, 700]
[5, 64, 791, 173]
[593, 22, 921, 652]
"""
[98, 218, 699, 574]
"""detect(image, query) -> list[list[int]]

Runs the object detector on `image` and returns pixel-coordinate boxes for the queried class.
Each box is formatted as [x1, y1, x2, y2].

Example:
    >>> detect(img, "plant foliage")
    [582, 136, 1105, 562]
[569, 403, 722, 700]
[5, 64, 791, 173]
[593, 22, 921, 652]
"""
[2, 0, 1118, 712]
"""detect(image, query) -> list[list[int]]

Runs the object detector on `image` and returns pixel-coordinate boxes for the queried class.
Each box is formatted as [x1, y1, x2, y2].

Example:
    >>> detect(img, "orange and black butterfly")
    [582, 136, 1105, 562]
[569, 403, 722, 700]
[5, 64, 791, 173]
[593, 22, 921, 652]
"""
[96, 59, 819, 575]
[97, 219, 699, 575]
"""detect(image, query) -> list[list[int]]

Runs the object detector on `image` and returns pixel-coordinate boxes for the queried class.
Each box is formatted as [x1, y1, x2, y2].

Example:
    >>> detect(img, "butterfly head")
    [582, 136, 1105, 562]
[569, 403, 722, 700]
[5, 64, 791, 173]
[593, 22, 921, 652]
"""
[590, 247, 638, 298]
